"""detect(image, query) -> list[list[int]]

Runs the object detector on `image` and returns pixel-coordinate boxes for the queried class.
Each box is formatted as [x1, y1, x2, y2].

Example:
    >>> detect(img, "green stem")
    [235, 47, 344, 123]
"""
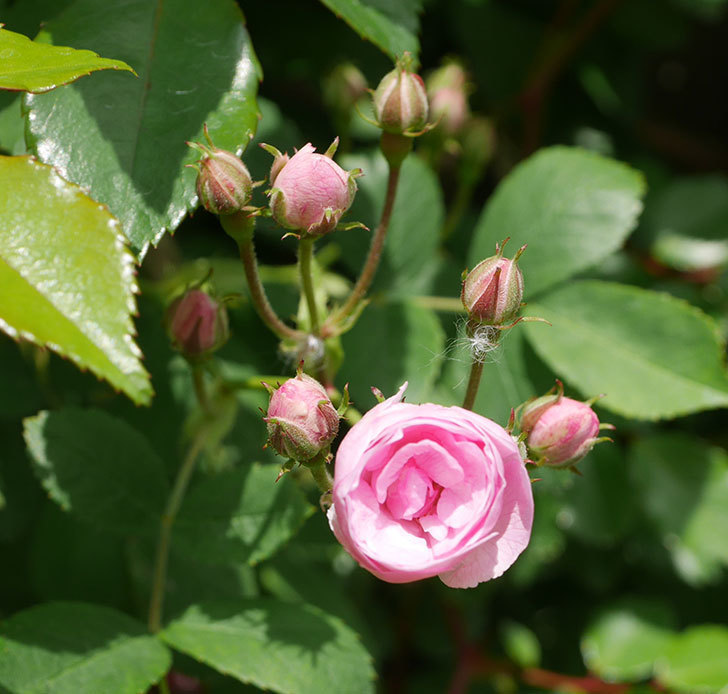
[158, 677, 171, 694]
[298, 237, 320, 335]
[148, 366, 210, 633]
[309, 461, 333, 493]
[192, 365, 209, 413]
[331, 164, 402, 326]
[223, 212, 302, 341]
[462, 359, 485, 411]
[148, 427, 207, 632]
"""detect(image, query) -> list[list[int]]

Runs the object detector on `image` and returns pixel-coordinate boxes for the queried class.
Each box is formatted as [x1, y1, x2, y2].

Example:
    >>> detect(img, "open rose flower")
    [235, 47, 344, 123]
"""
[328, 384, 534, 588]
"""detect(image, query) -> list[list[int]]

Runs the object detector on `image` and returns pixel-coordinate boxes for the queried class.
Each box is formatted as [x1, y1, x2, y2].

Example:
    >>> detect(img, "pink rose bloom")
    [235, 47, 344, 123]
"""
[269, 143, 359, 236]
[328, 384, 534, 588]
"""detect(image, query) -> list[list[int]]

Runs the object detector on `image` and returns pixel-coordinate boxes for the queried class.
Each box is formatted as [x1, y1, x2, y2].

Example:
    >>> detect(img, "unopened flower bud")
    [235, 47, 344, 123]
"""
[522, 388, 608, 469]
[264, 141, 361, 237]
[324, 62, 368, 114]
[264, 372, 339, 462]
[166, 289, 229, 359]
[462, 241, 525, 325]
[372, 53, 429, 135]
[427, 61, 470, 135]
[188, 127, 252, 215]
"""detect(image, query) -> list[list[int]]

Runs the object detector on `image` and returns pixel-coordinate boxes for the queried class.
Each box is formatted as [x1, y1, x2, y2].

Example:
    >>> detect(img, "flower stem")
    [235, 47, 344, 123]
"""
[148, 367, 210, 633]
[331, 163, 402, 327]
[309, 460, 333, 493]
[298, 237, 320, 335]
[462, 359, 484, 411]
[222, 212, 302, 341]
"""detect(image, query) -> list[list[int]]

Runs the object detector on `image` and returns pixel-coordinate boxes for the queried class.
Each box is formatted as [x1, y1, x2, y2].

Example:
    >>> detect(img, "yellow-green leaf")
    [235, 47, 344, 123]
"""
[0, 156, 152, 404]
[0, 25, 134, 93]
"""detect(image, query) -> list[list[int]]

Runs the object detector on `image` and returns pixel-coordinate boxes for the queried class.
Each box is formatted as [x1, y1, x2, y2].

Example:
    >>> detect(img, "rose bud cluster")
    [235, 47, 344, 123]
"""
[166, 288, 229, 360]
[462, 240, 525, 326]
[187, 126, 252, 216]
[518, 381, 612, 469]
[372, 53, 429, 136]
[263, 141, 361, 237]
[264, 371, 340, 463]
[427, 61, 471, 136]
[328, 383, 534, 588]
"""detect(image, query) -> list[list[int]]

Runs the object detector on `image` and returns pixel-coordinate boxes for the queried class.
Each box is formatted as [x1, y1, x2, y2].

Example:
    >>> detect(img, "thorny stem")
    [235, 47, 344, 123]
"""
[298, 237, 320, 335]
[148, 367, 210, 633]
[223, 212, 302, 341]
[330, 164, 402, 327]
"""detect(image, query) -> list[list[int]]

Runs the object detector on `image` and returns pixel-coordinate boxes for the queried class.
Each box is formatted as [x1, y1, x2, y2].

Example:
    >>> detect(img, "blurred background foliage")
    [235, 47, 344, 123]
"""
[1, 0, 728, 692]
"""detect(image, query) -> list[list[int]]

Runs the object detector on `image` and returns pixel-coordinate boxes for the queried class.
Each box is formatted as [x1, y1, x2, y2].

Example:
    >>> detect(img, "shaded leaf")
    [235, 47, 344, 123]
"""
[161, 600, 375, 694]
[339, 150, 444, 296]
[631, 433, 728, 585]
[341, 300, 445, 407]
[24, 0, 261, 255]
[0, 602, 171, 694]
[318, 0, 420, 62]
[559, 443, 637, 546]
[469, 147, 645, 298]
[0, 156, 151, 405]
[30, 503, 128, 609]
[24, 408, 168, 534]
[0, 25, 133, 93]
[174, 463, 313, 566]
[523, 281, 728, 419]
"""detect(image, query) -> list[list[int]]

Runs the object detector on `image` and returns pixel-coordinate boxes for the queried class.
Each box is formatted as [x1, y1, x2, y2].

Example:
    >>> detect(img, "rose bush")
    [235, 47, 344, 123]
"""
[328, 384, 534, 588]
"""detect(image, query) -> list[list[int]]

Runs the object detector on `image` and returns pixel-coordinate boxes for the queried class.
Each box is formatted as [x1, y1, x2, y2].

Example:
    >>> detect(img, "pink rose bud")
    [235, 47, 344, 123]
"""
[522, 388, 606, 469]
[462, 240, 525, 326]
[188, 126, 252, 215]
[328, 383, 534, 588]
[427, 61, 470, 135]
[372, 53, 429, 135]
[166, 289, 229, 359]
[265, 372, 340, 462]
[264, 141, 360, 237]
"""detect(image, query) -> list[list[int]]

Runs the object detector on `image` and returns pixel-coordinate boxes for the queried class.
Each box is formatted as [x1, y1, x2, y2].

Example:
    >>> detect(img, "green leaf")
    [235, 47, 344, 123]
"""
[339, 151, 444, 296]
[523, 281, 728, 419]
[469, 147, 645, 298]
[631, 433, 728, 585]
[0, 602, 171, 694]
[174, 463, 313, 566]
[0, 156, 151, 405]
[341, 300, 445, 408]
[161, 600, 375, 694]
[30, 503, 127, 609]
[24, 408, 168, 534]
[0, 25, 134, 93]
[656, 625, 728, 693]
[559, 443, 637, 546]
[581, 599, 677, 682]
[24, 0, 261, 256]
[318, 0, 420, 62]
